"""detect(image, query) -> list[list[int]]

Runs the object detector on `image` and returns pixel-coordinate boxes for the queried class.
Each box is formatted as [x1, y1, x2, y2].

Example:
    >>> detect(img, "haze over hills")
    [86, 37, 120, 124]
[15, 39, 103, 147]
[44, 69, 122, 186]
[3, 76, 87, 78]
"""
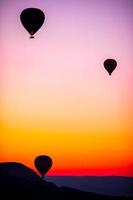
[45, 176, 133, 197]
[0, 162, 132, 200]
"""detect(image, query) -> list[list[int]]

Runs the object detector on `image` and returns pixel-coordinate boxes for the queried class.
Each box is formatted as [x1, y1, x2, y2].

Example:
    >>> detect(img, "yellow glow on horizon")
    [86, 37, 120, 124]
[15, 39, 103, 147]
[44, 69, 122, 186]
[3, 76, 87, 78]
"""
[1, 125, 132, 175]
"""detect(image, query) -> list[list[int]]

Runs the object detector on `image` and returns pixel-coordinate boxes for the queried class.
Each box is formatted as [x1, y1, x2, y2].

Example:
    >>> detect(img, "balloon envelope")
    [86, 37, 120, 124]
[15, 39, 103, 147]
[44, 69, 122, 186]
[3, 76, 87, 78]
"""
[34, 155, 52, 177]
[104, 59, 117, 75]
[20, 8, 45, 38]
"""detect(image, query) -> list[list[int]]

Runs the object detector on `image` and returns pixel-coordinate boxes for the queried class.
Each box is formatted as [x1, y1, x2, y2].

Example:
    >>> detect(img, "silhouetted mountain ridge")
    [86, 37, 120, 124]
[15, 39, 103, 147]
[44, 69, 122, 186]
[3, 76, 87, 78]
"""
[0, 162, 132, 200]
[45, 176, 133, 197]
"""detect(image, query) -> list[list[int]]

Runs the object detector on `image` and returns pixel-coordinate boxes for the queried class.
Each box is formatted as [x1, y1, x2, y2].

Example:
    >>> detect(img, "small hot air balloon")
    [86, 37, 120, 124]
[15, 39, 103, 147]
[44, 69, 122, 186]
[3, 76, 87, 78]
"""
[34, 155, 52, 178]
[20, 8, 45, 38]
[104, 59, 117, 75]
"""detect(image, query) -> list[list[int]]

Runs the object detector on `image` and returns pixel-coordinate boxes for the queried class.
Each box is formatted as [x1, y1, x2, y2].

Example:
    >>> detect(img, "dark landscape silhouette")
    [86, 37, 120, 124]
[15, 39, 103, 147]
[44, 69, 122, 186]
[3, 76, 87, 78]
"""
[0, 162, 132, 200]
[46, 176, 133, 197]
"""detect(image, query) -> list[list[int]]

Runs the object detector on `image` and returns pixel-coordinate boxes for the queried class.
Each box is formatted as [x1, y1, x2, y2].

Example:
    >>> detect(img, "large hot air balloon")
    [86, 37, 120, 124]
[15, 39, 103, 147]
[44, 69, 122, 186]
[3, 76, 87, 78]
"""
[104, 59, 117, 75]
[34, 155, 52, 178]
[20, 8, 45, 38]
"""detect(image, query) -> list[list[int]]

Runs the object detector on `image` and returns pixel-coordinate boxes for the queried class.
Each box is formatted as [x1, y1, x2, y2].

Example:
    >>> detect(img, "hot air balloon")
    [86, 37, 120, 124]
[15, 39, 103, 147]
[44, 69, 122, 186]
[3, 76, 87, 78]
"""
[104, 59, 117, 75]
[34, 155, 52, 178]
[20, 8, 45, 38]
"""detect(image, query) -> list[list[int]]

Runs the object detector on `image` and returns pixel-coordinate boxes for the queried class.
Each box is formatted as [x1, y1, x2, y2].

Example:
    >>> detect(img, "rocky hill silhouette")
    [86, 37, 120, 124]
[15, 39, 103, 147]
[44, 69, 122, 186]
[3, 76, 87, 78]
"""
[0, 162, 132, 200]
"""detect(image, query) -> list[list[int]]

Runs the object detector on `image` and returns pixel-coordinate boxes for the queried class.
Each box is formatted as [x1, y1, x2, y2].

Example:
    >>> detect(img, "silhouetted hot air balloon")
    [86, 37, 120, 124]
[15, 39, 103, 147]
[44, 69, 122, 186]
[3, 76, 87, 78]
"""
[20, 8, 45, 38]
[104, 59, 117, 75]
[34, 155, 52, 178]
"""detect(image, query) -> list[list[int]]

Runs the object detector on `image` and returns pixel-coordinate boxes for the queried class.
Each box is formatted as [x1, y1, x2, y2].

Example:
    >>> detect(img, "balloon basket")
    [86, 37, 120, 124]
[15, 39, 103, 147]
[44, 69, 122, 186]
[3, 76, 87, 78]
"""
[30, 36, 34, 38]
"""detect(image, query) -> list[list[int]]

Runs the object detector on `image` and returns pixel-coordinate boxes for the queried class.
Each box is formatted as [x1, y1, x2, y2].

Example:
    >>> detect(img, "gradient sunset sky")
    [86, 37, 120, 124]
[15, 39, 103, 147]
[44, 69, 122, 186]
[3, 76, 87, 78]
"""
[0, 0, 133, 176]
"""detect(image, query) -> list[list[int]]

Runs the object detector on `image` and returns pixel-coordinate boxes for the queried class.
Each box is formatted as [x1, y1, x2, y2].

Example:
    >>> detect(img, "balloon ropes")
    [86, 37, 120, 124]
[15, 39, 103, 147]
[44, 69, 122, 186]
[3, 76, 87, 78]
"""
[20, 8, 45, 38]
